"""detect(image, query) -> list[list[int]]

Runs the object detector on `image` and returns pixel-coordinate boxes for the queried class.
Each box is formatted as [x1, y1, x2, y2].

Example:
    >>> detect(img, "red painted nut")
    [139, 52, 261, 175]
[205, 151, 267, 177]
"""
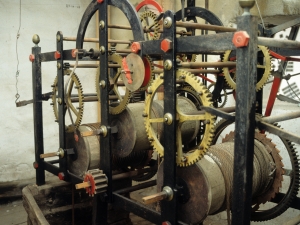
[131, 42, 141, 53]
[29, 54, 35, 62]
[54, 51, 61, 59]
[33, 162, 39, 169]
[161, 39, 172, 52]
[232, 31, 250, 48]
[58, 172, 65, 180]
[162, 222, 171, 225]
[72, 49, 78, 58]
[97, 0, 104, 3]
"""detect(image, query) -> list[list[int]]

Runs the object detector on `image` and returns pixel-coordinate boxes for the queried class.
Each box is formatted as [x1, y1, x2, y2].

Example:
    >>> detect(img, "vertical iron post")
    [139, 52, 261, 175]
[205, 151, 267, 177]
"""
[232, 6, 258, 225]
[56, 31, 68, 179]
[97, 1, 111, 224]
[32, 44, 45, 186]
[161, 10, 178, 224]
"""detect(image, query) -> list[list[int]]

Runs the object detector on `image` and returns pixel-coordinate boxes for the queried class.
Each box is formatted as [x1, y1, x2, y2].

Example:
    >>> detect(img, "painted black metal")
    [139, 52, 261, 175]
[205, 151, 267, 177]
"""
[43, 161, 59, 175]
[232, 15, 258, 225]
[56, 31, 68, 181]
[201, 106, 235, 121]
[113, 193, 161, 224]
[264, 17, 300, 37]
[97, 2, 110, 225]
[273, 194, 300, 210]
[161, 10, 178, 225]
[114, 180, 156, 195]
[141, 32, 235, 55]
[75, 0, 144, 49]
[175, 7, 223, 27]
[32, 45, 45, 186]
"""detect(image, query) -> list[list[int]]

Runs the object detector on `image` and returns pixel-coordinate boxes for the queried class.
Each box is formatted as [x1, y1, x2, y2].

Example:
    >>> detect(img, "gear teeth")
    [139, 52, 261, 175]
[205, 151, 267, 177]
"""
[144, 69, 215, 167]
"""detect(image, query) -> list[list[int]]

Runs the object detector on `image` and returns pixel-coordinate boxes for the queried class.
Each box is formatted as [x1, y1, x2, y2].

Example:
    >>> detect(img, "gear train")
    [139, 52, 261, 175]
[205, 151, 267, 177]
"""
[26, 0, 300, 224]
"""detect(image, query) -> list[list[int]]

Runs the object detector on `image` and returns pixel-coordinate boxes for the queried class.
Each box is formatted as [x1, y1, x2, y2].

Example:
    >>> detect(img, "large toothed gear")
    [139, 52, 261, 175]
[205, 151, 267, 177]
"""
[144, 70, 216, 167]
[84, 169, 108, 197]
[140, 11, 160, 40]
[95, 53, 131, 115]
[222, 131, 284, 207]
[223, 45, 272, 91]
[52, 71, 84, 129]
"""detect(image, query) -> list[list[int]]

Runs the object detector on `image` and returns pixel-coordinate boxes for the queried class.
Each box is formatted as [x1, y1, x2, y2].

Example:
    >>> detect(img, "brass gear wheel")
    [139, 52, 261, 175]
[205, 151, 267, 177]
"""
[144, 70, 216, 167]
[222, 131, 284, 207]
[223, 45, 272, 91]
[52, 71, 84, 129]
[96, 53, 131, 115]
[140, 11, 160, 40]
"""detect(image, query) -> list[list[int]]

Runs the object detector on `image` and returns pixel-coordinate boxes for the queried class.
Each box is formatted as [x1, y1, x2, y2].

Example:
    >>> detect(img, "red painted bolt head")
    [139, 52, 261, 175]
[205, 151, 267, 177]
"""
[162, 222, 171, 225]
[54, 51, 61, 59]
[97, 0, 104, 3]
[131, 42, 141, 53]
[33, 162, 38, 169]
[232, 31, 250, 48]
[29, 54, 35, 62]
[161, 39, 172, 52]
[58, 172, 65, 180]
[72, 49, 78, 58]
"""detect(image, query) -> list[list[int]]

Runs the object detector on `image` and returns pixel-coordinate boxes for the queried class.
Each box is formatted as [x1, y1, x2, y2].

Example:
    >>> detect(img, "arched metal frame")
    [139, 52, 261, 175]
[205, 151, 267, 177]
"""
[76, 0, 144, 49]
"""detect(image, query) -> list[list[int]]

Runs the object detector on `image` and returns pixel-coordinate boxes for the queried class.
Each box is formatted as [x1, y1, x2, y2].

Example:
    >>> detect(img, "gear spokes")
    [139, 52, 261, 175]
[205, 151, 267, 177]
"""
[144, 70, 216, 167]
[223, 45, 272, 91]
[52, 71, 84, 130]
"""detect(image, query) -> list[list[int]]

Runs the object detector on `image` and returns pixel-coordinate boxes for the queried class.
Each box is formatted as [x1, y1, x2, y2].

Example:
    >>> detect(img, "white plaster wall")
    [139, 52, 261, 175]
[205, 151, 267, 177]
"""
[0, 0, 96, 182]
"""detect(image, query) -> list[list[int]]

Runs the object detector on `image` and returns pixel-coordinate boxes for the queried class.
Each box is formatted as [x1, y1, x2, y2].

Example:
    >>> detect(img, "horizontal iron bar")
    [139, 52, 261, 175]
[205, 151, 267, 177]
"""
[63, 37, 132, 44]
[257, 120, 300, 144]
[114, 180, 156, 194]
[261, 110, 300, 124]
[176, 21, 237, 32]
[258, 37, 300, 49]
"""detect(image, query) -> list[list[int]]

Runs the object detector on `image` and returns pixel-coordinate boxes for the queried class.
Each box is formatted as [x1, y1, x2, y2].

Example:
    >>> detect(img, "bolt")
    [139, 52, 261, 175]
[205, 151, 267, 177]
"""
[33, 162, 39, 169]
[58, 172, 65, 180]
[99, 80, 106, 88]
[161, 39, 172, 52]
[99, 125, 108, 137]
[72, 49, 78, 58]
[100, 46, 106, 54]
[54, 51, 61, 60]
[57, 98, 62, 105]
[56, 34, 61, 42]
[99, 20, 105, 29]
[57, 62, 61, 69]
[164, 60, 173, 70]
[164, 113, 173, 125]
[163, 17, 173, 28]
[97, 0, 104, 3]
[29, 54, 35, 62]
[131, 42, 141, 53]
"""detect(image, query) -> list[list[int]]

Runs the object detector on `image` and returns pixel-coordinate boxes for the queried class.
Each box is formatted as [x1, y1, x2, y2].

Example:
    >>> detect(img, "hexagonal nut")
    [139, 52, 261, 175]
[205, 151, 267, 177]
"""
[232, 31, 250, 48]
[58, 172, 65, 180]
[54, 51, 61, 60]
[29, 54, 35, 62]
[72, 49, 78, 58]
[131, 42, 141, 53]
[97, 0, 104, 3]
[161, 39, 172, 52]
